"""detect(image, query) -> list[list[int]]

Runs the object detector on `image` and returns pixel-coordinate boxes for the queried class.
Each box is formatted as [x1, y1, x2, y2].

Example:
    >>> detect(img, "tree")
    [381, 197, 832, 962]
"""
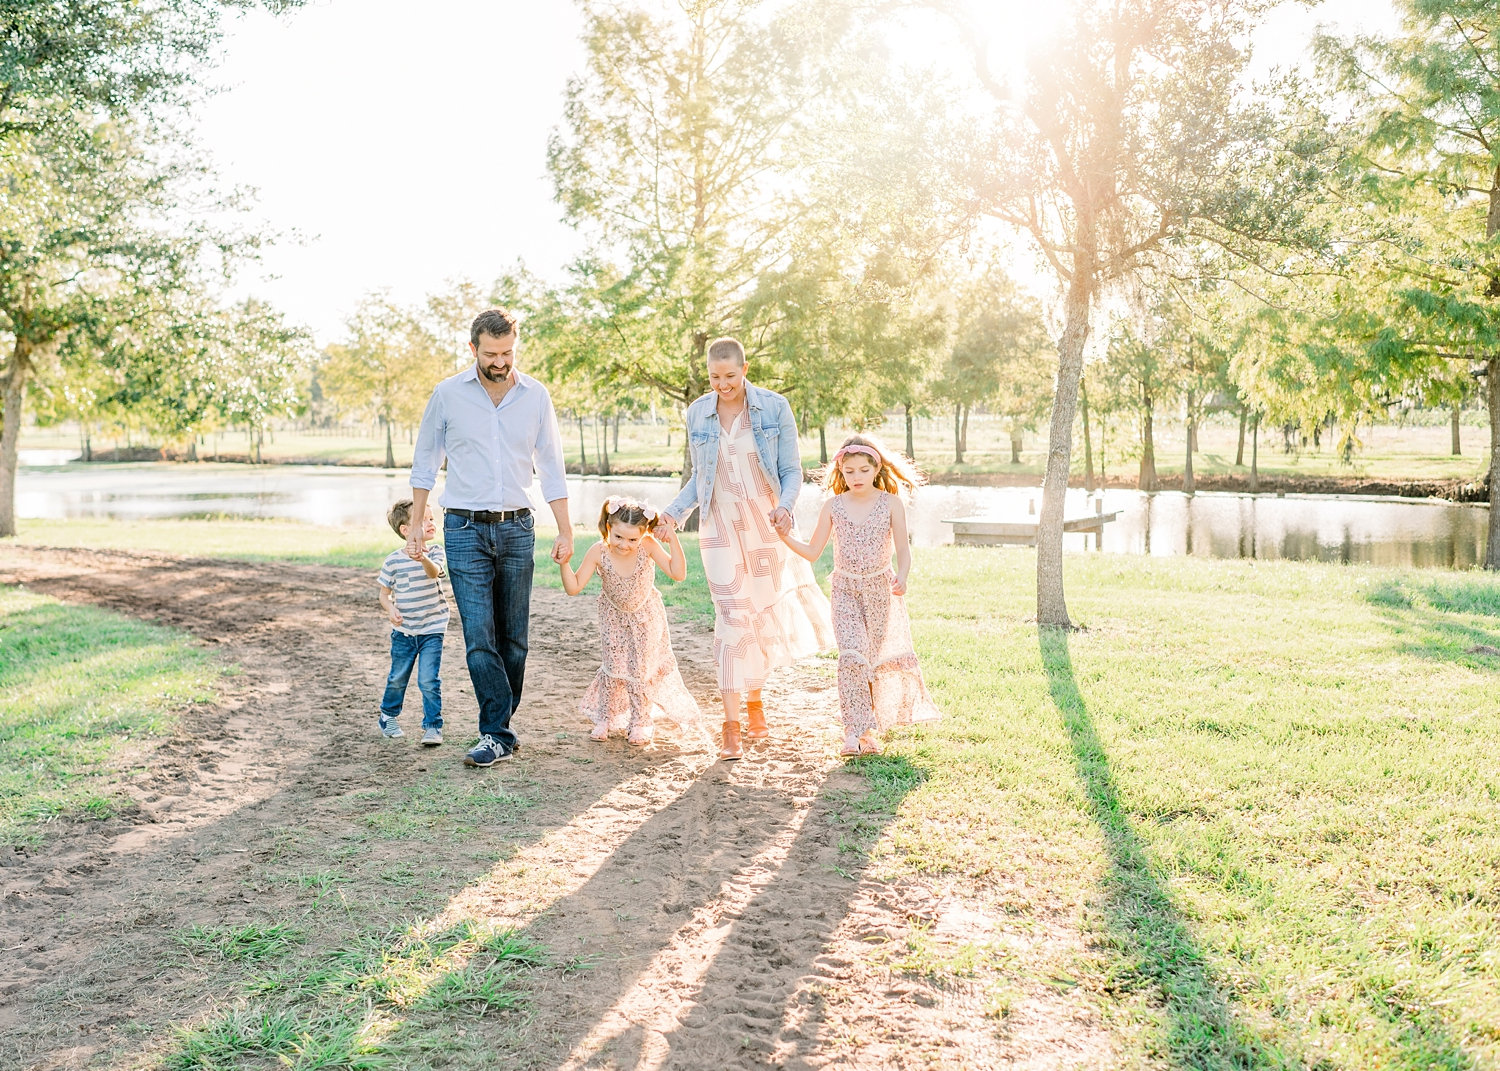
[0, 0, 302, 146]
[937, 265, 1052, 466]
[1104, 315, 1172, 492]
[847, 253, 949, 462]
[547, 0, 833, 487]
[886, 0, 1336, 626]
[320, 294, 448, 469]
[0, 122, 262, 533]
[744, 249, 878, 464]
[1317, 2, 1500, 565]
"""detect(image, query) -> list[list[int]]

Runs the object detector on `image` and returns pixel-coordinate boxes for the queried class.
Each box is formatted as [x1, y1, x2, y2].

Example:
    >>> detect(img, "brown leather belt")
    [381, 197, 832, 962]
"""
[448, 507, 531, 523]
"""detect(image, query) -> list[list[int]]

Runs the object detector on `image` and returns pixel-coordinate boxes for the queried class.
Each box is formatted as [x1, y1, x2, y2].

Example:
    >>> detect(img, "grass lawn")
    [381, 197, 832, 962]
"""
[0, 586, 222, 846]
[7, 517, 1500, 1066]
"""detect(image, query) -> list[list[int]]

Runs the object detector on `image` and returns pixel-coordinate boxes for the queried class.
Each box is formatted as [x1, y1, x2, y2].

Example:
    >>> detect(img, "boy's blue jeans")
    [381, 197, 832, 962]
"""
[380, 631, 444, 729]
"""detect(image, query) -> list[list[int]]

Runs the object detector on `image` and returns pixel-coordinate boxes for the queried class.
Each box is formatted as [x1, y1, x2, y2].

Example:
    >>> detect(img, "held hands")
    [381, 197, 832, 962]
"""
[551, 531, 574, 565]
[656, 513, 678, 535]
[405, 533, 426, 561]
[769, 507, 793, 535]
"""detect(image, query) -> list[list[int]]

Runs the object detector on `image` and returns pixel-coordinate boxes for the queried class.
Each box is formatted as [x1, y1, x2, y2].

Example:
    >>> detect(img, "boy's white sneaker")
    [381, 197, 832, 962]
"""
[378, 714, 404, 739]
[421, 728, 443, 747]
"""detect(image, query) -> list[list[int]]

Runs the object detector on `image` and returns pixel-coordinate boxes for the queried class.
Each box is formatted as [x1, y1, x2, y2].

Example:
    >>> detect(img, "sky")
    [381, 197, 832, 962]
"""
[196, 0, 1402, 345]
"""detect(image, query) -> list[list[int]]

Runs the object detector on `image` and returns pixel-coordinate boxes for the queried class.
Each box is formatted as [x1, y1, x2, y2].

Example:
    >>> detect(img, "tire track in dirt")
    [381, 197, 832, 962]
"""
[0, 545, 1108, 1070]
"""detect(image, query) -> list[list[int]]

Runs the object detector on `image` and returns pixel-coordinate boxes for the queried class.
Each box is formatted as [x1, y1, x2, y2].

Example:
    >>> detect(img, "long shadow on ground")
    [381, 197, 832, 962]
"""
[0, 549, 692, 1070]
[1366, 576, 1500, 670]
[1040, 627, 1296, 1071]
[484, 755, 921, 1070]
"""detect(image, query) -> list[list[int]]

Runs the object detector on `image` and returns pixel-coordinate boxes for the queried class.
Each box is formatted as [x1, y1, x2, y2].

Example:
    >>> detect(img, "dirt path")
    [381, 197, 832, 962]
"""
[0, 546, 1106, 1071]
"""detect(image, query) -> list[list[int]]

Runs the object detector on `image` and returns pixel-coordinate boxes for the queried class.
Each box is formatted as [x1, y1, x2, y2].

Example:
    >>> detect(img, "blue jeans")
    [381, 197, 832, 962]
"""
[443, 510, 535, 747]
[381, 631, 444, 729]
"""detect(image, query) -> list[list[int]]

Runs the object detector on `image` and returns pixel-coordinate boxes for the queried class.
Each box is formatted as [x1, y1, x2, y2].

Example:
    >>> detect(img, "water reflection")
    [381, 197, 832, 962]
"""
[13, 459, 1491, 570]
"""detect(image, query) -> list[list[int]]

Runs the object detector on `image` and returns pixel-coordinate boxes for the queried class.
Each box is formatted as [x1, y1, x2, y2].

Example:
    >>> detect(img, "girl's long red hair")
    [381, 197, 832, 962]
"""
[821, 434, 924, 496]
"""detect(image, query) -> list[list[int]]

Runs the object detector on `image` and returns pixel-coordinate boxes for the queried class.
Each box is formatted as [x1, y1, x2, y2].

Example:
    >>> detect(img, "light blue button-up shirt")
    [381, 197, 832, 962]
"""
[410, 366, 568, 510]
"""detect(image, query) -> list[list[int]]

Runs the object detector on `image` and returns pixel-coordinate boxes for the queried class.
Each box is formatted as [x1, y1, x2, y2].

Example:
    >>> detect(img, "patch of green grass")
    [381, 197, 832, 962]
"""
[176, 923, 307, 963]
[0, 586, 221, 846]
[163, 1005, 385, 1071]
[354, 774, 545, 842]
[15, 517, 395, 568]
[868, 549, 1500, 1068]
[173, 923, 547, 1069]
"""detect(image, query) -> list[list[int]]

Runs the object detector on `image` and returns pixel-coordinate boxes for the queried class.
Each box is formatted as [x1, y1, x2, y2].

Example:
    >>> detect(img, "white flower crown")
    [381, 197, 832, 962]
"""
[604, 496, 658, 522]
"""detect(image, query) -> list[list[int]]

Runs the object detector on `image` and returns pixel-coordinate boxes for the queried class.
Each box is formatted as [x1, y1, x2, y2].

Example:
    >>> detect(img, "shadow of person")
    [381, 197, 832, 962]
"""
[484, 756, 919, 1070]
[1039, 627, 1290, 1070]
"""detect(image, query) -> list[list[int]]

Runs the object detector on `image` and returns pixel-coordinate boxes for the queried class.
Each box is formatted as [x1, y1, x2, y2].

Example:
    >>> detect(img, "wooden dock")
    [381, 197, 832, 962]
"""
[945, 506, 1122, 548]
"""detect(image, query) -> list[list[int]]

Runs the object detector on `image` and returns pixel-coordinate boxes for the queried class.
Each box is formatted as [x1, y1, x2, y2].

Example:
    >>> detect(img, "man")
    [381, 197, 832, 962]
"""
[407, 308, 573, 767]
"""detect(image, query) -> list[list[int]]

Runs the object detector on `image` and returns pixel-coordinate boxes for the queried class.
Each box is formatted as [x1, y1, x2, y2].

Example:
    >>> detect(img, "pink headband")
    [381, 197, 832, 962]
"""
[834, 444, 881, 465]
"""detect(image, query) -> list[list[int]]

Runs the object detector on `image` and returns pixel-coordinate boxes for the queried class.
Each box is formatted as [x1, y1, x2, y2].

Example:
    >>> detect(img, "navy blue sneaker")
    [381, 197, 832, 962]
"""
[378, 714, 404, 739]
[464, 734, 512, 767]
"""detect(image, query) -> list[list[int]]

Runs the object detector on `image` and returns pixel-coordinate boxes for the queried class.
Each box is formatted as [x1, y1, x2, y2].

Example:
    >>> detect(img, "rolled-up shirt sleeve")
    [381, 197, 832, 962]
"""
[410, 388, 445, 491]
[533, 389, 568, 503]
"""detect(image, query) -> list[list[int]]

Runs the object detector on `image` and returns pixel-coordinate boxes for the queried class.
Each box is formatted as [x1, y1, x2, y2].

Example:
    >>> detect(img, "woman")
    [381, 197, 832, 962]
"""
[660, 336, 834, 759]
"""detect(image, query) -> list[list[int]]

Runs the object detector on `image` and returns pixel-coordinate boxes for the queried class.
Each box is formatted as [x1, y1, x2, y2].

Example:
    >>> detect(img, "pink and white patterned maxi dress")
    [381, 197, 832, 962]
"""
[580, 543, 705, 742]
[701, 409, 834, 692]
[830, 492, 942, 737]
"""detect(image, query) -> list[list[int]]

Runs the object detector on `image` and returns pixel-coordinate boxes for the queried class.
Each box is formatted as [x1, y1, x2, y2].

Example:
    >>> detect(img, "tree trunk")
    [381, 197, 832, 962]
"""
[1080, 379, 1095, 492]
[186, 439, 198, 462]
[1487, 356, 1500, 569]
[1099, 414, 1107, 485]
[598, 413, 611, 476]
[1183, 398, 1196, 496]
[961, 404, 970, 454]
[1484, 166, 1500, 567]
[1009, 424, 1023, 464]
[384, 420, 395, 470]
[1138, 395, 1157, 492]
[953, 403, 964, 464]
[819, 424, 828, 466]
[1250, 414, 1260, 493]
[1452, 404, 1462, 456]
[613, 412, 621, 454]
[1037, 267, 1093, 628]
[905, 404, 915, 460]
[577, 415, 588, 470]
[1235, 406, 1246, 466]
[0, 339, 32, 538]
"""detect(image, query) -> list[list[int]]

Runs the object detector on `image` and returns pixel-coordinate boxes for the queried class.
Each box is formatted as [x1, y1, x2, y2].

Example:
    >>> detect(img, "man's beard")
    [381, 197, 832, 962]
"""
[480, 363, 512, 383]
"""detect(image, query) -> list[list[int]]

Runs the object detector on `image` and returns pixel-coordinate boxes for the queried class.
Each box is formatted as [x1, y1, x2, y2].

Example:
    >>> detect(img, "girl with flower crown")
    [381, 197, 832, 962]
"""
[559, 496, 707, 747]
[777, 435, 942, 755]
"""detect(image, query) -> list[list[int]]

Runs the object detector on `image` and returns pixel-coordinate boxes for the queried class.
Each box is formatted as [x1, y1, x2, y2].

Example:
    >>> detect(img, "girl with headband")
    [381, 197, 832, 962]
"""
[777, 435, 941, 754]
[558, 496, 707, 748]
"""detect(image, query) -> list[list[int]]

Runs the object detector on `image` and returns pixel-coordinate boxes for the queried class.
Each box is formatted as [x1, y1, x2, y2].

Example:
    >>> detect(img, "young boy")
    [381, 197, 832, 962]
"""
[377, 499, 448, 745]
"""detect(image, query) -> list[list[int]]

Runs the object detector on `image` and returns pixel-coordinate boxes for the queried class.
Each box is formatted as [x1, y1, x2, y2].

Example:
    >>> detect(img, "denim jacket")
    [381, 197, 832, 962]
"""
[665, 382, 802, 523]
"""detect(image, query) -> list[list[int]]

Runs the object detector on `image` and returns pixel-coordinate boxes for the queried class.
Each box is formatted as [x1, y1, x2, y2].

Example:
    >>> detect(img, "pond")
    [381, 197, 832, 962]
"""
[13, 455, 1490, 569]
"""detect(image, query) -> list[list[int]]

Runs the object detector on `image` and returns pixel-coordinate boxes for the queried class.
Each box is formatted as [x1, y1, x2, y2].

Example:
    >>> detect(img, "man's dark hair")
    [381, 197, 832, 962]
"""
[471, 308, 520, 348]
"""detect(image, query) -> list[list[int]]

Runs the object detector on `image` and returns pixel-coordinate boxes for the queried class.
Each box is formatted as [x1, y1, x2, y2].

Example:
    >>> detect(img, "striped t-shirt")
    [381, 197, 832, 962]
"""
[378, 545, 450, 636]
